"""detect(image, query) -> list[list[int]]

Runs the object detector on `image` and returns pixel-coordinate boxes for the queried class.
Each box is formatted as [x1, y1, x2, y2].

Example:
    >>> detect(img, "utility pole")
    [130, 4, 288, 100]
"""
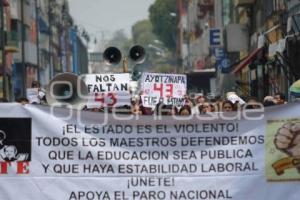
[21, 0, 26, 97]
[186, 3, 191, 72]
[35, 0, 40, 82]
[48, 0, 53, 79]
[0, 0, 6, 100]
[176, 0, 183, 73]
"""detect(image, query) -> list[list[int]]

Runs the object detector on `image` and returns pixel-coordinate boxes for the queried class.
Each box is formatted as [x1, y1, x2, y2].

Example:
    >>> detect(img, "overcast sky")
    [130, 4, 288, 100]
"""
[68, 0, 155, 40]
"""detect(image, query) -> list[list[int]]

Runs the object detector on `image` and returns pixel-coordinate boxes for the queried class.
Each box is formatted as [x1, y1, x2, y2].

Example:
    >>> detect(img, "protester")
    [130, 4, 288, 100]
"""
[131, 101, 142, 115]
[140, 105, 153, 115]
[139, 95, 153, 115]
[194, 93, 206, 105]
[16, 97, 29, 105]
[263, 96, 276, 107]
[245, 97, 261, 109]
[201, 102, 214, 114]
[226, 92, 245, 111]
[273, 92, 287, 105]
[178, 105, 192, 116]
[192, 103, 202, 115]
[222, 100, 234, 112]
[2, 75, 299, 115]
[27, 80, 46, 104]
[184, 95, 194, 107]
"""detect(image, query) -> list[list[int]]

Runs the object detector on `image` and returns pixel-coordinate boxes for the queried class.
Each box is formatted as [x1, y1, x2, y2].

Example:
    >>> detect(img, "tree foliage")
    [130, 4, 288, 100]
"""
[131, 19, 170, 73]
[132, 20, 157, 45]
[106, 29, 132, 52]
[149, 0, 178, 52]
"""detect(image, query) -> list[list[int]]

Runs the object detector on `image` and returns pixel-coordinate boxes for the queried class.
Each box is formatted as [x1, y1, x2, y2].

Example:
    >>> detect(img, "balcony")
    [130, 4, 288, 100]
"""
[235, 0, 255, 7]
[5, 31, 19, 53]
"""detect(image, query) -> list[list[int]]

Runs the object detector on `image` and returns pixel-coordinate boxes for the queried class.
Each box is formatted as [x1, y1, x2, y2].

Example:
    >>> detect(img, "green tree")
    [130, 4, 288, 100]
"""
[149, 0, 178, 53]
[131, 19, 164, 71]
[132, 20, 157, 45]
[106, 29, 133, 52]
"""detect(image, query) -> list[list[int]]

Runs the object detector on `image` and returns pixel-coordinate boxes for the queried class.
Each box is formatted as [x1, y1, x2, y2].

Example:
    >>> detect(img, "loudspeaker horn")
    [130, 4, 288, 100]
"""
[103, 47, 122, 65]
[46, 73, 88, 110]
[129, 45, 146, 64]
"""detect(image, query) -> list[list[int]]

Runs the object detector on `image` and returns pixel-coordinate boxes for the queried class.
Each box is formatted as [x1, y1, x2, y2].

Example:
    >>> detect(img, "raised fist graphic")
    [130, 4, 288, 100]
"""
[274, 122, 300, 156]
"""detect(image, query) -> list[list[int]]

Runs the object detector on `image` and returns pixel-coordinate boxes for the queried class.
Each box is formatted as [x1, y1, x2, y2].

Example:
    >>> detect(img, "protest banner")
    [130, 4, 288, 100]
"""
[82, 74, 131, 108]
[140, 73, 187, 108]
[0, 103, 300, 199]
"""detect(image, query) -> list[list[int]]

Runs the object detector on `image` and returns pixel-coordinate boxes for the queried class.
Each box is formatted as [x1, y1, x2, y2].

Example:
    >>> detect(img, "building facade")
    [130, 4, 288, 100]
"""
[179, 0, 216, 94]
[0, 0, 89, 101]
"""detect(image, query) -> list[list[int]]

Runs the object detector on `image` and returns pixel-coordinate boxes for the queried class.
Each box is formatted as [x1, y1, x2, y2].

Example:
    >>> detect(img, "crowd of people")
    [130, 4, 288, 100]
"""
[125, 92, 288, 116]
[0, 79, 296, 116]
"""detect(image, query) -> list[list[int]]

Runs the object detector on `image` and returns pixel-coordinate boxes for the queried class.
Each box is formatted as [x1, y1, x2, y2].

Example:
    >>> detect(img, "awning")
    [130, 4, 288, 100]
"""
[231, 47, 263, 74]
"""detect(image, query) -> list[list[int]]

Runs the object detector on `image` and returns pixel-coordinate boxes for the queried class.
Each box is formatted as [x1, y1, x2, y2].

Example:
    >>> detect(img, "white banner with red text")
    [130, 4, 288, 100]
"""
[82, 73, 131, 108]
[140, 73, 187, 107]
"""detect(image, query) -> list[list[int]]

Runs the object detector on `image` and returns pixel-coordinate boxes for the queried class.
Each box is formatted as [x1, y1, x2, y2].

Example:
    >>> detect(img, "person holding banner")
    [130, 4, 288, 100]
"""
[16, 97, 29, 105]
[273, 92, 287, 105]
[26, 81, 46, 104]
[194, 93, 207, 105]
[201, 102, 214, 114]
[222, 100, 234, 112]
[178, 105, 192, 116]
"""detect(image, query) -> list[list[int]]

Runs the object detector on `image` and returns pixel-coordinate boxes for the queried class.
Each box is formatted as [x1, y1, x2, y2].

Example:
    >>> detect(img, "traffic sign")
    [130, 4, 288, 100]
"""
[212, 48, 231, 73]
[209, 29, 223, 47]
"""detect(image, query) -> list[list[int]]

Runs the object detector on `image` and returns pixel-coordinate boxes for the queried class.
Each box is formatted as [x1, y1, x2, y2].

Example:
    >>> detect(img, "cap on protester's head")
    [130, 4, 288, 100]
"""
[226, 92, 245, 104]
[290, 79, 300, 98]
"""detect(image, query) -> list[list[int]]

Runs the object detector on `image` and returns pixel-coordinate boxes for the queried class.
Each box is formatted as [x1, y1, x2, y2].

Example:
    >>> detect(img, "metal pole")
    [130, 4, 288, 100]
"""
[122, 57, 128, 73]
[21, 0, 26, 97]
[0, 0, 6, 100]
[59, 24, 63, 72]
[35, 0, 40, 82]
[177, 0, 183, 73]
[186, 2, 190, 72]
[48, 0, 52, 79]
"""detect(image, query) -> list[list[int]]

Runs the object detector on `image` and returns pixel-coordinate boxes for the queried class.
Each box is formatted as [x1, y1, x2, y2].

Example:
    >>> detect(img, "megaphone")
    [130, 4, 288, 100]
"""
[129, 45, 146, 64]
[46, 73, 88, 110]
[103, 47, 122, 65]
